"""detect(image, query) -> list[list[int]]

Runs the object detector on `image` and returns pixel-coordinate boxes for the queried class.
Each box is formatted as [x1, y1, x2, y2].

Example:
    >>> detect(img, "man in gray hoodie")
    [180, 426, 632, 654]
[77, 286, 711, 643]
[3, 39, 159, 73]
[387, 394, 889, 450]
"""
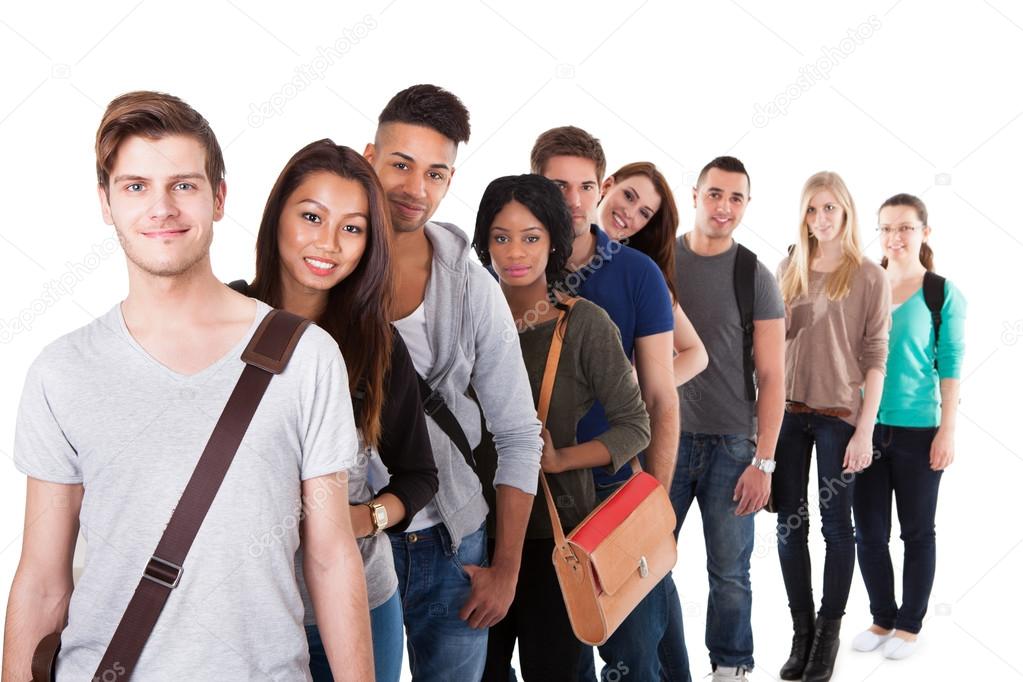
[364, 84, 542, 681]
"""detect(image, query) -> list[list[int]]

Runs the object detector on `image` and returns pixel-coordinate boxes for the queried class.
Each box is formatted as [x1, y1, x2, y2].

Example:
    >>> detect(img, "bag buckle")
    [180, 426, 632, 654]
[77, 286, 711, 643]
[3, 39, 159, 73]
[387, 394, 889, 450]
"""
[144, 555, 183, 589]
[639, 556, 649, 579]
[422, 390, 445, 417]
[558, 544, 579, 564]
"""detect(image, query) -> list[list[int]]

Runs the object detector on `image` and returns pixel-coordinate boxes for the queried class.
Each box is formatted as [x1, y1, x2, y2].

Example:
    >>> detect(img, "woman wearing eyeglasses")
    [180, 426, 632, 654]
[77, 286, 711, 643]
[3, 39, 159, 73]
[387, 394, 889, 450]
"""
[850, 194, 966, 661]
[774, 171, 891, 682]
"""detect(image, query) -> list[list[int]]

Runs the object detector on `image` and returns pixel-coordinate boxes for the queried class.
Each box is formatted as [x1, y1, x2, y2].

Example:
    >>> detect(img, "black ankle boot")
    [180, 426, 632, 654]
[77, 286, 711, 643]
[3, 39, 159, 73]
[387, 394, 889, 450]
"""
[779, 611, 816, 680]
[802, 616, 842, 682]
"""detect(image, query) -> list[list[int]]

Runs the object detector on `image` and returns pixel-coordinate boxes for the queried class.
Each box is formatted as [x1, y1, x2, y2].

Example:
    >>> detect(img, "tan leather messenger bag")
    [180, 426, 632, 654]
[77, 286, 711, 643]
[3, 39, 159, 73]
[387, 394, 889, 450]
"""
[536, 298, 678, 646]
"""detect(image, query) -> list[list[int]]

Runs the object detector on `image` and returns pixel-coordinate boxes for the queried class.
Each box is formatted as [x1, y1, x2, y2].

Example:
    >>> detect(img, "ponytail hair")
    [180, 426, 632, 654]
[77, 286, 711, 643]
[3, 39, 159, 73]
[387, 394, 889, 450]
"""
[879, 193, 933, 271]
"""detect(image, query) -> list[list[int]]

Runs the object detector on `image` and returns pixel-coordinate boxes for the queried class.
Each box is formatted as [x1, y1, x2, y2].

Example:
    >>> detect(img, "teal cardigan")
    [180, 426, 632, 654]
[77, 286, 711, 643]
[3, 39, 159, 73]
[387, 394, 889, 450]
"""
[878, 278, 966, 427]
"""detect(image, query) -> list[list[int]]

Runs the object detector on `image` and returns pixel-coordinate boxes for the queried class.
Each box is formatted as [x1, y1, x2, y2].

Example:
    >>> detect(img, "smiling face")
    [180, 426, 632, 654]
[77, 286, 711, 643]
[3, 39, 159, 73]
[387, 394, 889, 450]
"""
[541, 155, 600, 238]
[692, 168, 749, 240]
[99, 134, 224, 278]
[878, 204, 928, 264]
[276, 171, 369, 296]
[364, 122, 456, 233]
[805, 189, 846, 244]
[599, 174, 662, 241]
[488, 200, 550, 289]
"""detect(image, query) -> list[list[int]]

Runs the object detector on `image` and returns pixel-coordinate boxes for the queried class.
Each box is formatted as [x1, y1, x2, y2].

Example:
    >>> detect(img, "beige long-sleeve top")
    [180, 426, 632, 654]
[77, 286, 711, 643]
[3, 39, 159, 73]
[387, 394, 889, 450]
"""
[778, 257, 892, 426]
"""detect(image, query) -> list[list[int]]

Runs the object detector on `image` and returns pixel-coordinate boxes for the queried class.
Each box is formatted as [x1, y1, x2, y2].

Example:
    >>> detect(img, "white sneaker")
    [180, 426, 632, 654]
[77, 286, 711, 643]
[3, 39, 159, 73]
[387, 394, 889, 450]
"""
[882, 635, 919, 660]
[711, 666, 748, 681]
[852, 627, 894, 652]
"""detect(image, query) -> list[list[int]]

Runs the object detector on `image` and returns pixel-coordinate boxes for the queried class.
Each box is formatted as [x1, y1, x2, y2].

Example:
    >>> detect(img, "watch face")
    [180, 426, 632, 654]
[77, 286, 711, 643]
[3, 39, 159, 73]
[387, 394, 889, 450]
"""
[373, 506, 387, 526]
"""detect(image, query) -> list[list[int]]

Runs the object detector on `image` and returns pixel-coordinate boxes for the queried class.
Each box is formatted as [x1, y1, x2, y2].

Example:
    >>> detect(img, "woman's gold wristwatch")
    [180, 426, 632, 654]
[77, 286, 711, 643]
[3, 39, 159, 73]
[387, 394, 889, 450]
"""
[365, 501, 388, 536]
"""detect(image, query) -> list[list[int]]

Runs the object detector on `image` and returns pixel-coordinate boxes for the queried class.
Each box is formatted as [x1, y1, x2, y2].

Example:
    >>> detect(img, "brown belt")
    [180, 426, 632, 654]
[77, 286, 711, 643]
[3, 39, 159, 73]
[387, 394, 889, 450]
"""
[785, 402, 852, 419]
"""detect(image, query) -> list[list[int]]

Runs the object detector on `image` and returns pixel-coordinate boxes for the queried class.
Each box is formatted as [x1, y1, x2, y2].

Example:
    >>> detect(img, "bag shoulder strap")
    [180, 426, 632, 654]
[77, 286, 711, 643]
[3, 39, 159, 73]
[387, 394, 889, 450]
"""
[733, 244, 758, 401]
[922, 271, 946, 370]
[536, 298, 639, 551]
[93, 309, 310, 681]
[417, 374, 477, 473]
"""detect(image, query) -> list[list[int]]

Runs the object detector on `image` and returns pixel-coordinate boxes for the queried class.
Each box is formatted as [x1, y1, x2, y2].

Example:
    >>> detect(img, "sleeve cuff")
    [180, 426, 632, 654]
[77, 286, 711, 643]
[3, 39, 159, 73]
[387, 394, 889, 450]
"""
[594, 432, 642, 475]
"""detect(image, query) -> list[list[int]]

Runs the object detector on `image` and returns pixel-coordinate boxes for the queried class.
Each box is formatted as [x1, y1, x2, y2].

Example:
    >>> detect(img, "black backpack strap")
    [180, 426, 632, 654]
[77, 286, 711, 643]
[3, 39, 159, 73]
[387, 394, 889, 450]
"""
[733, 244, 758, 401]
[417, 374, 476, 473]
[228, 279, 250, 295]
[922, 271, 946, 371]
[351, 378, 368, 421]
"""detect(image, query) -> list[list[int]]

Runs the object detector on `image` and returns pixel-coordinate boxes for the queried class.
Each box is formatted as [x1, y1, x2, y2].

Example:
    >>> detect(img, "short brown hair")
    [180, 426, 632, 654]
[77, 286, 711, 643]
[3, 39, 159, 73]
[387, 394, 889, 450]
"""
[530, 126, 606, 181]
[95, 91, 225, 191]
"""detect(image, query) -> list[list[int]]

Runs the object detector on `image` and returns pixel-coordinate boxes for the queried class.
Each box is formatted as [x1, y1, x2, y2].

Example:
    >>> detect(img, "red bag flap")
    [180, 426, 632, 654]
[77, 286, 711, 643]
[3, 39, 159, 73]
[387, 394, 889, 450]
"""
[568, 472, 676, 597]
[570, 472, 660, 552]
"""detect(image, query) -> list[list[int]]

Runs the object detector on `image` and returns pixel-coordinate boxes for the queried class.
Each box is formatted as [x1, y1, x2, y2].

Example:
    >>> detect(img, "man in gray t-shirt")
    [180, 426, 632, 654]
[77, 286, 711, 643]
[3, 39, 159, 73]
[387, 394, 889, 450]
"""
[660, 157, 786, 681]
[2, 91, 372, 681]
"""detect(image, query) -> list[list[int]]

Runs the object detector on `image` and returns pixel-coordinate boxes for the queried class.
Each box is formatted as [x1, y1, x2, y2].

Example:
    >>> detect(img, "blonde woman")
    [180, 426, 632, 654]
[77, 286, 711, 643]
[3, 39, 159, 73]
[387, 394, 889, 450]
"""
[773, 172, 891, 682]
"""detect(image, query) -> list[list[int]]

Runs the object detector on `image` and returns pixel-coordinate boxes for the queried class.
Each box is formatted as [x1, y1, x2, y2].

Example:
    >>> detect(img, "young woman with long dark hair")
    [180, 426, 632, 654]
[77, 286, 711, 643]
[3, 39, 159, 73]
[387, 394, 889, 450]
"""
[232, 139, 438, 682]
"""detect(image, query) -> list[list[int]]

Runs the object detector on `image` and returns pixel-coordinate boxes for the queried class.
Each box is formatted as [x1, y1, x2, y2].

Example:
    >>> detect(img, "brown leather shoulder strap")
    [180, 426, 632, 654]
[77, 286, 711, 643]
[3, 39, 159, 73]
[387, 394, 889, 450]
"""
[93, 309, 310, 681]
[537, 299, 578, 549]
[242, 309, 311, 374]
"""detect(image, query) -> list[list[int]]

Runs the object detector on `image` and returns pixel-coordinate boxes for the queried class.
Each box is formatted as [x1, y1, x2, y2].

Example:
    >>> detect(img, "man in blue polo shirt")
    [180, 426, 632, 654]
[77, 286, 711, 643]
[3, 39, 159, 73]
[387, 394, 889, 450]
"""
[531, 126, 685, 682]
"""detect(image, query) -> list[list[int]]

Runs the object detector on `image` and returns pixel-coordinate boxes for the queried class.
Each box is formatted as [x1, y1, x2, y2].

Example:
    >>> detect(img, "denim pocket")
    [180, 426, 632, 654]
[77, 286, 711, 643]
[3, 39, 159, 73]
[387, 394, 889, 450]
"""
[721, 435, 756, 464]
[450, 526, 487, 581]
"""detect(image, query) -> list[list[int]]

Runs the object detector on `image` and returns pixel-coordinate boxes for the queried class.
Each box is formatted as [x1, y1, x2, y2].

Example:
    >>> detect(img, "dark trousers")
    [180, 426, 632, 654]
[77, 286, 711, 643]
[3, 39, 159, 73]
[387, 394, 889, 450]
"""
[483, 538, 583, 681]
[774, 412, 857, 619]
[853, 424, 942, 634]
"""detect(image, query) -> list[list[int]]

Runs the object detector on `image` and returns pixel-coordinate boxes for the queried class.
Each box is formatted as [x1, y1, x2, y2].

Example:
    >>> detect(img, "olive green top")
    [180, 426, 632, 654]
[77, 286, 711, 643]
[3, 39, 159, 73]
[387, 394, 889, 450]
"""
[479, 298, 651, 539]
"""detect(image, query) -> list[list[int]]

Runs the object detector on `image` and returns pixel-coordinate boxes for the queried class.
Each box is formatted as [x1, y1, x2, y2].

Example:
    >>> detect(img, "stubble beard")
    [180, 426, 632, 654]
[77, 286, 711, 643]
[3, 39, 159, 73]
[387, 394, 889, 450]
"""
[115, 223, 213, 278]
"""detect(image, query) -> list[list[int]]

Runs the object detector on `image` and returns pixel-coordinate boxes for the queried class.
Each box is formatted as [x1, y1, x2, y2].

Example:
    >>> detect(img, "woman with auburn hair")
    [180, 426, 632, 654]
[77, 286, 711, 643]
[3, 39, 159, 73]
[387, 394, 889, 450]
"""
[773, 171, 891, 682]
[599, 161, 708, 386]
[230, 139, 438, 682]
[851, 194, 965, 661]
[470, 174, 651, 681]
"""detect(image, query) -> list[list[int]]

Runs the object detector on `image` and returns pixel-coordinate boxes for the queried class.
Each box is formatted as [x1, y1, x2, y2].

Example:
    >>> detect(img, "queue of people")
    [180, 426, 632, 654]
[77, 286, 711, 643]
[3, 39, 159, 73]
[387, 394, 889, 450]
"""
[3, 84, 965, 682]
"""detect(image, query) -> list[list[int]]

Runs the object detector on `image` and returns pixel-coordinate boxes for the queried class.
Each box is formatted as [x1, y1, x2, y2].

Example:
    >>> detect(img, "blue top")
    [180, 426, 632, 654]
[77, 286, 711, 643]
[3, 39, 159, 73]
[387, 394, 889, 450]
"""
[570, 226, 674, 484]
[878, 278, 966, 427]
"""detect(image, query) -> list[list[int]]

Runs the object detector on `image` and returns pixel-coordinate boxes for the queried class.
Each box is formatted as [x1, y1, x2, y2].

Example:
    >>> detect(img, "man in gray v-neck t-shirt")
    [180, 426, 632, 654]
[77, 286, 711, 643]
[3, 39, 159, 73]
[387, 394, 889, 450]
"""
[3, 90, 372, 681]
[14, 300, 356, 680]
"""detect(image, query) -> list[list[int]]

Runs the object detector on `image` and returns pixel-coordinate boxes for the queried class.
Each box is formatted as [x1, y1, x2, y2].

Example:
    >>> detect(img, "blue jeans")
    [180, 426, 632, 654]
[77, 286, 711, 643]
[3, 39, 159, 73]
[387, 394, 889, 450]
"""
[854, 424, 942, 634]
[576, 482, 675, 682]
[657, 576, 691, 682]
[774, 412, 857, 619]
[661, 432, 755, 672]
[390, 523, 489, 682]
[306, 588, 403, 682]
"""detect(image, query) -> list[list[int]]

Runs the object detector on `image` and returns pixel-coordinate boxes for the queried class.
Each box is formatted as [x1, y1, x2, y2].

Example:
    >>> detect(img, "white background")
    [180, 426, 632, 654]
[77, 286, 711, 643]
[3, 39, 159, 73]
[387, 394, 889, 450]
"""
[1, 2, 1021, 680]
